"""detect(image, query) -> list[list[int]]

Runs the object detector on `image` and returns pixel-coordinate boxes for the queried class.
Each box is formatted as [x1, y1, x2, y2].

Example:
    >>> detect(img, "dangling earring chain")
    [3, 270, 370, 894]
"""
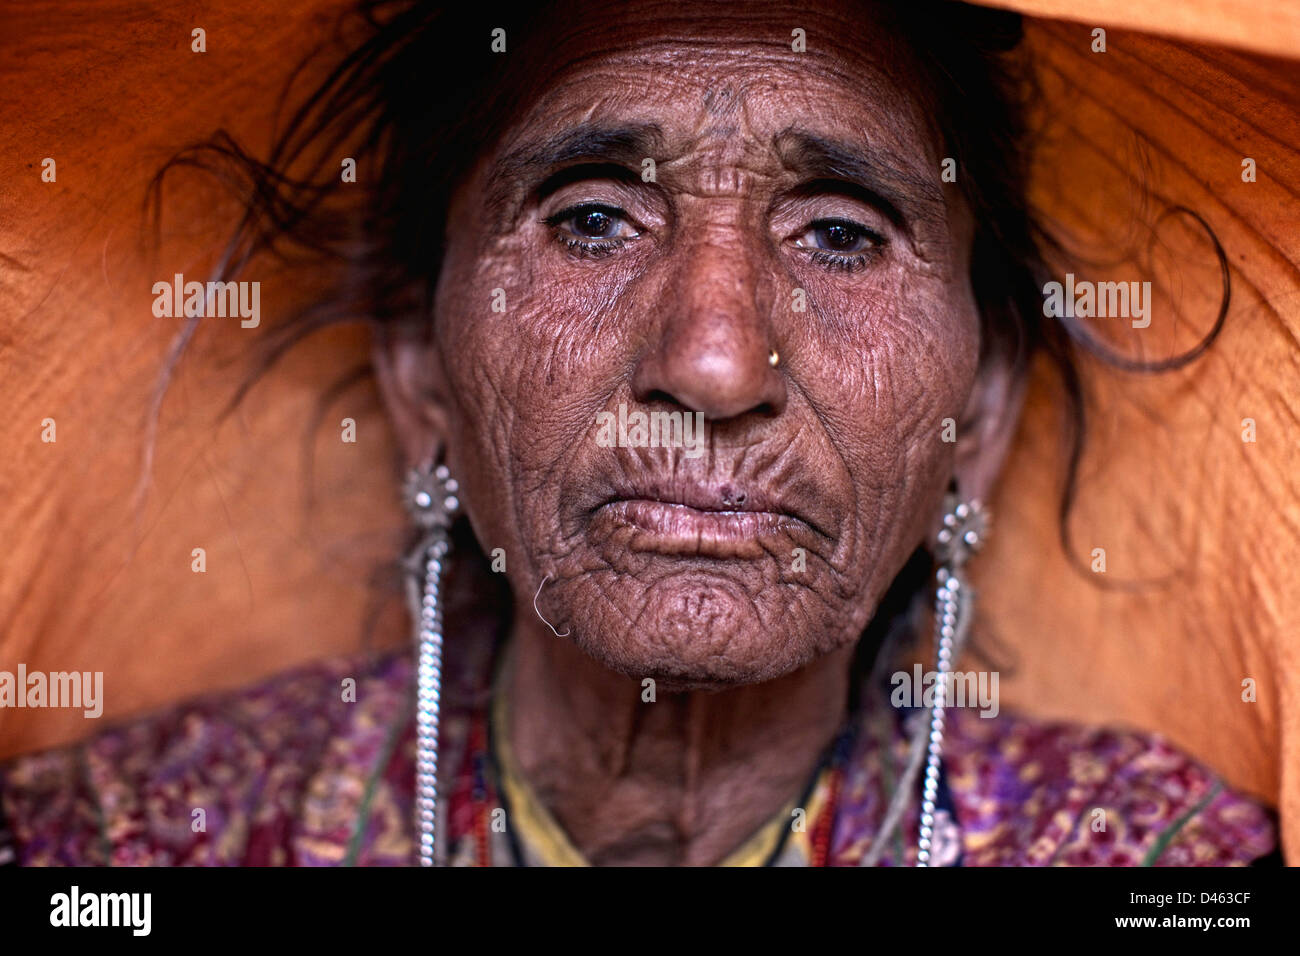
[916, 565, 965, 865]
[916, 496, 986, 867]
[858, 493, 987, 868]
[402, 462, 460, 867]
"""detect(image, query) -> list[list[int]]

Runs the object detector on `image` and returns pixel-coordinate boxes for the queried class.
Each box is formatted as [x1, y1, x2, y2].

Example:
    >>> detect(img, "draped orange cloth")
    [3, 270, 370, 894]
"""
[1, 0, 1296, 860]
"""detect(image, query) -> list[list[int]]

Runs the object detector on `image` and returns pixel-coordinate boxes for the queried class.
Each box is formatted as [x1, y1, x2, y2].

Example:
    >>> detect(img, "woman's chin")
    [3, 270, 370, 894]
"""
[550, 569, 827, 689]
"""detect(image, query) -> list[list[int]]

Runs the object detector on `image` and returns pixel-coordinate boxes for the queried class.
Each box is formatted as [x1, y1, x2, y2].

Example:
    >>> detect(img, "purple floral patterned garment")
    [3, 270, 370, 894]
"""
[0, 647, 1277, 866]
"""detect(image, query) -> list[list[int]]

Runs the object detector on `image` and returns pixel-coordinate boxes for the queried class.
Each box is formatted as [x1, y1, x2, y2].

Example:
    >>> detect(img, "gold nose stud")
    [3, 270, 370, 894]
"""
[768, 348, 780, 368]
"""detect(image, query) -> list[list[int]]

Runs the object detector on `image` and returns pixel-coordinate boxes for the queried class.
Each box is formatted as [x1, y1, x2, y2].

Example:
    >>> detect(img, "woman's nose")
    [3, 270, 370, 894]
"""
[632, 236, 787, 422]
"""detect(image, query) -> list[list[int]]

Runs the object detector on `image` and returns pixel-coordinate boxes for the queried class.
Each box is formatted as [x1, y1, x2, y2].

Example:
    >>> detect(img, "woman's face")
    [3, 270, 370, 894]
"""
[413, 0, 994, 688]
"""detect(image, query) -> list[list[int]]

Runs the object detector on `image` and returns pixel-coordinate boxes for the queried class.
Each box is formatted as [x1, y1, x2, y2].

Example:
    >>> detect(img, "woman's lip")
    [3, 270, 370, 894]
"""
[593, 499, 804, 558]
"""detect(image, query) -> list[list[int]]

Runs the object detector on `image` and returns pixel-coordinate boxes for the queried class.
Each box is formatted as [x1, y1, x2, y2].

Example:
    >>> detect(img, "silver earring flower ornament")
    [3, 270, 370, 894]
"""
[401, 462, 460, 867]
[918, 493, 988, 866]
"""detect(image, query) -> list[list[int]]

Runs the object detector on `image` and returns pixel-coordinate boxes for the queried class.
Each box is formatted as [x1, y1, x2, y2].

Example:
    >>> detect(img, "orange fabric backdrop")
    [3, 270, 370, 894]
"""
[978, 18, 1300, 861]
[1, 2, 1296, 860]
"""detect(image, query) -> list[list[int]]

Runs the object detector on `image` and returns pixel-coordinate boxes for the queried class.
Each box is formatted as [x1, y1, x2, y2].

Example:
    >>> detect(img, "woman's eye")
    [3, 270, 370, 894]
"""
[795, 218, 881, 255]
[571, 208, 621, 239]
[544, 203, 638, 256]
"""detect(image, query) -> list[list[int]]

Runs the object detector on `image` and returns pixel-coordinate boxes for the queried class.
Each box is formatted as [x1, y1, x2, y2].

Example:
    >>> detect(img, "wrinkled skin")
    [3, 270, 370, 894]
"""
[376, 0, 1022, 864]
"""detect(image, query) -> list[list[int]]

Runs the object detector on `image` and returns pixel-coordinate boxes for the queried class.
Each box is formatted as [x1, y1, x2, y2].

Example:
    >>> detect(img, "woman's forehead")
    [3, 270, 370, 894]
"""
[518, 0, 925, 135]
[539, 0, 900, 61]
[478, 0, 940, 206]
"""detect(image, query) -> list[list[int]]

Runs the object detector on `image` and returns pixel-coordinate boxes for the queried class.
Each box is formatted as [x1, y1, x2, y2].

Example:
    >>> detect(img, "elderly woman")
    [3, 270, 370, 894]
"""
[0, 0, 1278, 867]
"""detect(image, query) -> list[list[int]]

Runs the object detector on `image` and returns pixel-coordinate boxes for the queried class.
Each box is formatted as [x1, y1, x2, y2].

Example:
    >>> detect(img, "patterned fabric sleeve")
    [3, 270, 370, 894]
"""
[1, 652, 1279, 867]
[0, 651, 415, 866]
[944, 709, 1277, 866]
[0, 744, 110, 865]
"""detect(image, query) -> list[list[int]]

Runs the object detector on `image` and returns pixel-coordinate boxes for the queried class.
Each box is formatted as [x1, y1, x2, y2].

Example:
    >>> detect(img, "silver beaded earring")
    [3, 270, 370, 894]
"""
[859, 489, 989, 868]
[915, 491, 987, 866]
[401, 461, 461, 867]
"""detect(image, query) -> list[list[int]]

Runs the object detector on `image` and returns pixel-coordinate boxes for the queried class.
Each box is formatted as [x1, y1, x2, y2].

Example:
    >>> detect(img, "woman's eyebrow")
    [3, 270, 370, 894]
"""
[773, 128, 946, 229]
[486, 122, 665, 214]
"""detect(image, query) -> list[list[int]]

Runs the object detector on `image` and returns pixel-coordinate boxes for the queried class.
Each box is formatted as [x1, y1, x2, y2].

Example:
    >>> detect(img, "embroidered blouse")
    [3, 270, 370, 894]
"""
[0, 641, 1278, 867]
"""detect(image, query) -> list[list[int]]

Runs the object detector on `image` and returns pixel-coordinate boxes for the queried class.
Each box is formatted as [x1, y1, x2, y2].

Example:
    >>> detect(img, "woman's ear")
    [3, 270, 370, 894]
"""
[952, 344, 1028, 504]
[371, 325, 451, 468]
